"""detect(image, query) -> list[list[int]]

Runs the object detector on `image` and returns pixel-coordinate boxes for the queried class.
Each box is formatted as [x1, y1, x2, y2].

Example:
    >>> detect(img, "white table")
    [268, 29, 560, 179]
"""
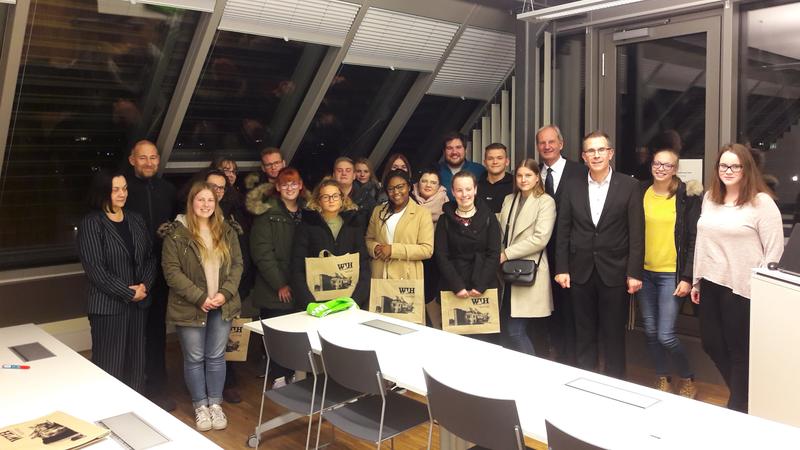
[750, 268, 800, 427]
[0, 324, 220, 449]
[246, 309, 800, 449]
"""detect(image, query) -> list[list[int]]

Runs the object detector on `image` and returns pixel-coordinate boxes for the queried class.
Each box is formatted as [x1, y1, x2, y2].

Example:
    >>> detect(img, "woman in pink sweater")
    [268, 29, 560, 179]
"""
[691, 143, 784, 413]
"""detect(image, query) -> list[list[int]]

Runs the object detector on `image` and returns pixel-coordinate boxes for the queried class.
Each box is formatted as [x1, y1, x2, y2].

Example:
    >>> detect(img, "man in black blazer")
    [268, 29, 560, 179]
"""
[554, 130, 644, 379]
[538, 125, 587, 366]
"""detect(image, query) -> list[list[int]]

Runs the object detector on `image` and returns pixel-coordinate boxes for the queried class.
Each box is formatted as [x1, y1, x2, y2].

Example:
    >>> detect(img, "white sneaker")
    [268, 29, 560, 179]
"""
[271, 376, 287, 389]
[194, 405, 212, 432]
[209, 404, 227, 430]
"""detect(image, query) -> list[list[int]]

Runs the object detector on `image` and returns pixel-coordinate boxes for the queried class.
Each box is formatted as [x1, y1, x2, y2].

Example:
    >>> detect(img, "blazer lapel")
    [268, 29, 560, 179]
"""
[510, 195, 538, 242]
[101, 216, 131, 257]
[392, 202, 416, 243]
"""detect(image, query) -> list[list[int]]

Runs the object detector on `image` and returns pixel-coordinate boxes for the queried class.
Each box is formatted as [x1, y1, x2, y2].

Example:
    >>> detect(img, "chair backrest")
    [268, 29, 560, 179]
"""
[318, 332, 384, 395]
[423, 369, 525, 450]
[545, 420, 605, 450]
[260, 318, 315, 373]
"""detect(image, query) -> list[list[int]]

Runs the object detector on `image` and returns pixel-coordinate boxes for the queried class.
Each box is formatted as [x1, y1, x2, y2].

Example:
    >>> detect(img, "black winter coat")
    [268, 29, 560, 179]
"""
[434, 201, 502, 294]
[290, 209, 371, 308]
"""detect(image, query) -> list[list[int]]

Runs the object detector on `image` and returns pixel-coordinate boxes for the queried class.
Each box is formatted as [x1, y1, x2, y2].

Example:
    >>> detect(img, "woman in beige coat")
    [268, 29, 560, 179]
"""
[366, 170, 434, 284]
[498, 158, 556, 355]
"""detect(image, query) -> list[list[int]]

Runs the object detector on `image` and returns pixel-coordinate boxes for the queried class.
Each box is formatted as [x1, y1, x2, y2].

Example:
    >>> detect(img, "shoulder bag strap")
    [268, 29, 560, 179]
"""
[503, 193, 518, 249]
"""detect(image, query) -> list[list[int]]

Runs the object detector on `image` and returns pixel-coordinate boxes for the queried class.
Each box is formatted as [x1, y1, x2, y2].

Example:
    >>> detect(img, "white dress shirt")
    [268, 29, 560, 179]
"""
[587, 168, 612, 226]
[542, 156, 567, 194]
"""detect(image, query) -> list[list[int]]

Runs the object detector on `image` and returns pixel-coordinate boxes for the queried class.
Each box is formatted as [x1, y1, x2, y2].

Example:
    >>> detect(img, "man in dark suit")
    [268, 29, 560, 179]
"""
[125, 140, 177, 411]
[537, 125, 587, 365]
[554, 130, 644, 379]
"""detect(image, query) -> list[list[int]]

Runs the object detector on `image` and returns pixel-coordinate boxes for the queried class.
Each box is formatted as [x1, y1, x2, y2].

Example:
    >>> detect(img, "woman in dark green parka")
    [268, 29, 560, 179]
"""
[246, 167, 308, 315]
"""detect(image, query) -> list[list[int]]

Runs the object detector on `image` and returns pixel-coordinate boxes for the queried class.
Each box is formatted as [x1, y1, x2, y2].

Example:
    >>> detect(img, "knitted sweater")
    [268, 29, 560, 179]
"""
[693, 192, 784, 298]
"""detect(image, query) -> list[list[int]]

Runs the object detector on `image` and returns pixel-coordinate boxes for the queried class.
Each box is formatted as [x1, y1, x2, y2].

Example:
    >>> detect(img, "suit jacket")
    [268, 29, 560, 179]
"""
[365, 200, 434, 280]
[555, 170, 644, 287]
[499, 192, 556, 317]
[77, 210, 156, 315]
[543, 158, 587, 270]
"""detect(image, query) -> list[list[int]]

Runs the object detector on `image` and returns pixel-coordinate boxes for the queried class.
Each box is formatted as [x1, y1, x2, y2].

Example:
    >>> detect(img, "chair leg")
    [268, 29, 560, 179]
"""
[254, 355, 271, 447]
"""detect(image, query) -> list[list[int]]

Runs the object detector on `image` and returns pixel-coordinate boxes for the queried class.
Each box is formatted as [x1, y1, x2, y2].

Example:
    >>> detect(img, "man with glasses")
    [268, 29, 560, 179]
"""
[537, 124, 587, 365]
[554, 131, 644, 379]
[243, 147, 286, 192]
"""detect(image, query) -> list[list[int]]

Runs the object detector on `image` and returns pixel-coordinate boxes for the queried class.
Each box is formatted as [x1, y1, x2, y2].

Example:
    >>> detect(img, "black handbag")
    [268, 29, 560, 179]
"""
[501, 193, 542, 286]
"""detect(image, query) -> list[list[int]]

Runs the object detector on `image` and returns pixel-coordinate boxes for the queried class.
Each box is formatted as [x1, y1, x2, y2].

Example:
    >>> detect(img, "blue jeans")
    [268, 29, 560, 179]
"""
[500, 284, 535, 356]
[639, 270, 693, 378]
[176, 309, 232, 409]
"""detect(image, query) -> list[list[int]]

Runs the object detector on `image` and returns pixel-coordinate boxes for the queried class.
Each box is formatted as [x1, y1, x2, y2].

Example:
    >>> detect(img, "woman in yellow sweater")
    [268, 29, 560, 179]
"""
[639, 145, 702, 398]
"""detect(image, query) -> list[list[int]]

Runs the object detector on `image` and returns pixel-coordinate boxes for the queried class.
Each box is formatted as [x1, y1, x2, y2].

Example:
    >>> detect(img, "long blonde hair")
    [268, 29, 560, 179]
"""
[185, 181, 231, 266]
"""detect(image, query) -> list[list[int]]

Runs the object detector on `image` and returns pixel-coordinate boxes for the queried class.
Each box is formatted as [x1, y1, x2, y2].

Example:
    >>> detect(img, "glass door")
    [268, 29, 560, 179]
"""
[599, 16, 721, 185]
[598, 15, 722, 335]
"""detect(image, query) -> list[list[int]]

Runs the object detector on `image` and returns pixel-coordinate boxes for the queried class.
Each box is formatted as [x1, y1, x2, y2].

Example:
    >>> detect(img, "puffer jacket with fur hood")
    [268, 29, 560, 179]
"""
[245, 182, 309, 311]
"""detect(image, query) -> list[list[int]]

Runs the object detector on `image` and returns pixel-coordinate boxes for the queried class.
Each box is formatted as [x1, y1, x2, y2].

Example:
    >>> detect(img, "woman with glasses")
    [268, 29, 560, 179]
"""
[366, 170, 434, 315]
[291, 178, 371, 308]
[435, 171, 502, 341]
[691, 143, 783, 413]
[412, 167, 449, 327]
[247, 167, 308, 386]
[638, 145, 702, 398]
[497, 159, 556, 355]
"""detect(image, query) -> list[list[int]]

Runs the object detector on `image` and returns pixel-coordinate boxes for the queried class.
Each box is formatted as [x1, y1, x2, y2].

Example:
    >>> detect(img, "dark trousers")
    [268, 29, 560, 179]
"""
[89, 304, 148, 393]
[570, 268, 628, 379]
[548, 279, 576, 364]
[145, 277, 169, 393]
[699, 279, 750, 413]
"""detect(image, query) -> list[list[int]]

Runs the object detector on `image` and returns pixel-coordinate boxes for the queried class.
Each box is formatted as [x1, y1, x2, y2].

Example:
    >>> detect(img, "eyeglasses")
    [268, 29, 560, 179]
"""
[210, 184, 226, 192]
[262, 160, 284, 169]
[279, 182, 299, 190]
[386, 183, 408, 193]
[319, 194, 342, 202]
[222, 168, 237, 174]
[718, 163, 743, 173]
[651, 161, 676, 170]
[390, 165, 408, 171]
[583, 147, 610, 156]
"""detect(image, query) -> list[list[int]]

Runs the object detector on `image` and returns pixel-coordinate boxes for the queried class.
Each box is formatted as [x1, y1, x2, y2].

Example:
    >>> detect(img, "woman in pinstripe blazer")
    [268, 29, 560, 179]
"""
[76, 169, 156, 393]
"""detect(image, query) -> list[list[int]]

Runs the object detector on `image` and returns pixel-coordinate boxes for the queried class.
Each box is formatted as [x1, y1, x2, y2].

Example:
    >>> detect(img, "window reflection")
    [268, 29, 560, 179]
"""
[739, 1, 800, 229]
[173, 32, 327, 161]
[0, 0, 199, 269]
[390, 95, 480, 176]
[293, 64, 417, 187]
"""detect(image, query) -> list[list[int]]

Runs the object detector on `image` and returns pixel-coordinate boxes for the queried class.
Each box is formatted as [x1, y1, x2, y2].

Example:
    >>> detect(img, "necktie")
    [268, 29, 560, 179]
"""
[545, 167, 554, 196]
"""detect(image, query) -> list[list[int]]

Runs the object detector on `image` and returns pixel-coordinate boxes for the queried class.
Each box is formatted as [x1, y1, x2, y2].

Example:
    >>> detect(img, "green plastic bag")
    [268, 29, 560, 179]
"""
[306, 297, 358, 318]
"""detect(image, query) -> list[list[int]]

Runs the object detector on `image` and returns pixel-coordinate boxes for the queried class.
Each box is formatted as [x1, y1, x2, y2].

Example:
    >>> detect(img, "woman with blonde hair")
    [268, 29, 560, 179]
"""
[161, 181, 243, 432]
[497, 159, 556, 355]
[691, 143, 783, 413]
[291, 178, 371, 308]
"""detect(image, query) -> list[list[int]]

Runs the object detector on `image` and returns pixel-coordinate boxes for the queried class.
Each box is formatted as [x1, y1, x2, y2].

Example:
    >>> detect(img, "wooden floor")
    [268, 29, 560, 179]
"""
[124, 335, 730, 450]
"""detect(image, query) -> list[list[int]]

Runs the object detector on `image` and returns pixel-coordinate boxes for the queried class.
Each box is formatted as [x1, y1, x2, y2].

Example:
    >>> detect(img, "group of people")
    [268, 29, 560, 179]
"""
[76, 125, 784, 433]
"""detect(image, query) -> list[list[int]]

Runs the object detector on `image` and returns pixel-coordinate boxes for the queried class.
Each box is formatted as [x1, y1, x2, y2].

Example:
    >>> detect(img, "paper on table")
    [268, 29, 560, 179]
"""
[0, 411, 109, 449]
[97, 412, 169, 450]
[566, 378, 660, 409]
